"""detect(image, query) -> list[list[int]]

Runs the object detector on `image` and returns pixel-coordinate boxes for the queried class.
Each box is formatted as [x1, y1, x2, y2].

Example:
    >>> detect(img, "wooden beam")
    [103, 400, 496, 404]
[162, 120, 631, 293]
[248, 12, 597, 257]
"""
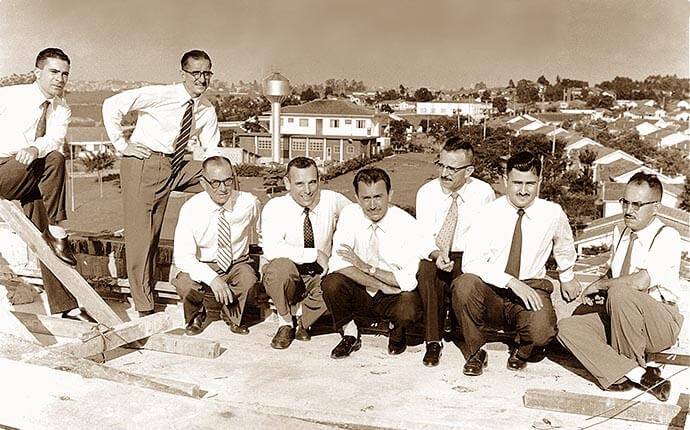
[0, 200, 121, 326]
[0, 332, 197, 398]
[647, 352, 690, 367]
[523, 388, 681, 426]
[51, 312, 173, 358]
[10, 311, 93, 338]
[127, 333, 222, 359]
[129, 372, 201, 398]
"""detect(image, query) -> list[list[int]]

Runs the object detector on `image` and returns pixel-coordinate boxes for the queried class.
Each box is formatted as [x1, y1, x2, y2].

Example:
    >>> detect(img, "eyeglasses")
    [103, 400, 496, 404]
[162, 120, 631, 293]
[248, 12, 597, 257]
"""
[202, 176, 234, 190]
[434, 161, 472, 175]
[182, 69, 214, 80]
[618, 198, 658, 211]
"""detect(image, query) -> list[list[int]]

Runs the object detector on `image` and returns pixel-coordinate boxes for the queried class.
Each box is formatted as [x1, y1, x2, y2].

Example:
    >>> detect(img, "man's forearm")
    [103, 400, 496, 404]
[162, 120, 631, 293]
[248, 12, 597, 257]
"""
[336, 267, 392, 294]
[598, 270, 650, 291]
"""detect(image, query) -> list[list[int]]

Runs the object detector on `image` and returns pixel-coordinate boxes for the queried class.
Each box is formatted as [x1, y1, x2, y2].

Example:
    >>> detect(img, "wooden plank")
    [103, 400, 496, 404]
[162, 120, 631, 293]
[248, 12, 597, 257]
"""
[0, 200, 122, 326]
[0, 332, 197, 398]
[129, 372, 201, 398]
[51, 312, 173, 358]
[126, 333, 222, 359]
[523, 388, 681, 425]
[10, 311, 94, 338]
[647, 352, 690, 367]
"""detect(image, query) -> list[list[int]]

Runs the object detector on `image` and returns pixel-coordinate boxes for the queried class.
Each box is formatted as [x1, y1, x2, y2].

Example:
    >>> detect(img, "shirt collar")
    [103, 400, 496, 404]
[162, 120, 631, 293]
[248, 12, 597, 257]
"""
[630, 217, 664, 247]
[439, 177, 473, 203]
[31, 82, 52, 106]
[200, 191, 238, 213]
[368, 206, 394, 234]
[503, 195, 537, 219]
[288, 191, 322, 216]
[174, 83, 196, 106]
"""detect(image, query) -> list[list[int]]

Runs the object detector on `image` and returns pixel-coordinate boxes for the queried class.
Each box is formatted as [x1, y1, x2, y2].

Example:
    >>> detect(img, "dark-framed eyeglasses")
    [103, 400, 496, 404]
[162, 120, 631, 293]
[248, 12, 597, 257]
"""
[434, 160, 472, 175]
[202, 176, 233, 190]
[182, 69, 214, 80]
[618, 197, 658, 211]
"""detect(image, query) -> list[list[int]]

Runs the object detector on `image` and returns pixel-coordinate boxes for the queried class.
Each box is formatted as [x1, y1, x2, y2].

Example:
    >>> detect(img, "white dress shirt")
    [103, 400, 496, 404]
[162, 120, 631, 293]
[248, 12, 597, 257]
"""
[610, 217, 681, 302]
[329, 204, 422, 293]
[0, 82, 71, 158]
[102, 83, 220, 154]
[462, 196, 576, 288]
[261, 190, 351, 265]
[416, 177, 495, 255]
[173, 191, 261, 286]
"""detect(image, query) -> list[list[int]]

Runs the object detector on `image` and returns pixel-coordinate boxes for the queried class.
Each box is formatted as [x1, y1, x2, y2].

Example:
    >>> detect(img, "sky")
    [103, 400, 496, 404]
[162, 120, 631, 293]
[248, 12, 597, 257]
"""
[0, 0, 687, 89]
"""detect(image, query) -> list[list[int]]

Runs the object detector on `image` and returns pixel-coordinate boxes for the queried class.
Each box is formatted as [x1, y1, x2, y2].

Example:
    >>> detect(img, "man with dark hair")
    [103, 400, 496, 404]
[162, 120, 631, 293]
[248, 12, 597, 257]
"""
[415, 136, 494, 366]
[172, 156, 260, 336]
[452, 151, 579, 376]
[262, 156, 350, 349]
[322, 167, 423, 359]
[558, 173, 683, 402]
[103, 50, 220, 317]
[0, 48, 89, 321]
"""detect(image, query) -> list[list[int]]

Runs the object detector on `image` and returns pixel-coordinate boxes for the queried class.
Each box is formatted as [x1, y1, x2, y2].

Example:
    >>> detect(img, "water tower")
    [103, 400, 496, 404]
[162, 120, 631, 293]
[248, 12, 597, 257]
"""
[263, 72, 291, 163]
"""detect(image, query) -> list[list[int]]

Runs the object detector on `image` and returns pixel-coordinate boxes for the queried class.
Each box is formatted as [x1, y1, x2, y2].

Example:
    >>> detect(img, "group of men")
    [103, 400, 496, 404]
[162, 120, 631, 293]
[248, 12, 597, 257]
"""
[1, 47, 683, 402]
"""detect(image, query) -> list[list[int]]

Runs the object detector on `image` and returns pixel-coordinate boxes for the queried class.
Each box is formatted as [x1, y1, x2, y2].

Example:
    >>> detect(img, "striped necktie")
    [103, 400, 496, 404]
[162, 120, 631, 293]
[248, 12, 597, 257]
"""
[435, 192, 459, 254]
[505, 208, 525, 279]
[216, 209, 233, 273]
[35, 100, 50, 139]
[171, 99, 194, 175]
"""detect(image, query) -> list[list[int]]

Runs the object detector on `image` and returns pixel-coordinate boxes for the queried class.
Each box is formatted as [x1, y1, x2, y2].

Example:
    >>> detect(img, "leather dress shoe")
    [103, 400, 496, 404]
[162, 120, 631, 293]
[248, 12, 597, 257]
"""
[185, 310, 206, 336]
[423, 342, 443, 367]
[271, 325, 295, 349]
[295, 321, 311, 341]
[43, 230, 77, 266]
[507, 349, 528, 371]
[331, 335, 361, 359]
[605, 379, 635, 392]
[638, 366, 671, 402]
[463, 349, 488, 376]
[227, 321, 249, 335]
[388, 337, 407, 355]
[61, 309, 96, 323]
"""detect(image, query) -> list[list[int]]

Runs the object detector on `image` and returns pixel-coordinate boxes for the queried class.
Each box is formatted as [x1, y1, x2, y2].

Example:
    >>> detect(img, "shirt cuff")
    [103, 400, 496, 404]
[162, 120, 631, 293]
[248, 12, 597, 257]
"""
[112, 137, 128, 153]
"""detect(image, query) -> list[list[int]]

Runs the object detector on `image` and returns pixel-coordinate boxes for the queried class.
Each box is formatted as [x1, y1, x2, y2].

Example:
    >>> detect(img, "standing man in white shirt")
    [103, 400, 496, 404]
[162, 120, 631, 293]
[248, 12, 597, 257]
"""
[558, 173, 684, 402]
[323, 168, 423, 359]
[0, 48, 89, 321]
[172, 156, 261, 336]
[415, 137, 494, 367]
[261, 157, 351, 349]
[103, 50, 221, 317]
[453, 151, 580, 376]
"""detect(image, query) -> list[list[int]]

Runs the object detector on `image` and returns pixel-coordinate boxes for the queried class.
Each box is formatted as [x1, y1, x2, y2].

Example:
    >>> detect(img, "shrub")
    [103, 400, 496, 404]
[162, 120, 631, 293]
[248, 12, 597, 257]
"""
[582, 244, 611, 256]
[77, 148, 116, 172]
[235, 163, 268, 177]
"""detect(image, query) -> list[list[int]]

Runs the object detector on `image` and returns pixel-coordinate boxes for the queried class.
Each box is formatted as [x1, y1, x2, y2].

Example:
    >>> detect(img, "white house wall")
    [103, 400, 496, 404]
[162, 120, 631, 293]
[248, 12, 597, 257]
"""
[272, 116, 379, 138]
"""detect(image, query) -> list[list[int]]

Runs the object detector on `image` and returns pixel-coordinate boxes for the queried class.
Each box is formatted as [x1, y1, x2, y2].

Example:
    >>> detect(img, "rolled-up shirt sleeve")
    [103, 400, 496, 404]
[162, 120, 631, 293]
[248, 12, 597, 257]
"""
[102, 88, 153, 152]
[199, 104, 220, 152]
[552, 208, 576, 283]
[173, 205, 218, 286]
[390, 230, 421, 291]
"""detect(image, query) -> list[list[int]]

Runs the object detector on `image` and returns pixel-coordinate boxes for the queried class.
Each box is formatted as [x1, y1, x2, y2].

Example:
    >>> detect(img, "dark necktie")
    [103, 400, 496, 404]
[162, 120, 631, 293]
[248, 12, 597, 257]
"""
[619, 232, 637, 277]
[216, 209, 233, 272]
[505, 208, 525, 279]
[35, 100, 50, 139]
[171, 99, 194, 175]
[303, 207, 314, 248]
[435, 192, 459, 254]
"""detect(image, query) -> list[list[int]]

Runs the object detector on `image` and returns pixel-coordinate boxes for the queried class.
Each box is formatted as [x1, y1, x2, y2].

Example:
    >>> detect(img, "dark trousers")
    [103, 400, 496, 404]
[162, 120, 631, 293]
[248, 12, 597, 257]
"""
[451, 273, 556, 359]
[416, 252, 463, 342]
[0, 152, 77, 313]
[172, 261, 257, 327]
[121, 155, 203, 312]
[322, 273, 422, 335]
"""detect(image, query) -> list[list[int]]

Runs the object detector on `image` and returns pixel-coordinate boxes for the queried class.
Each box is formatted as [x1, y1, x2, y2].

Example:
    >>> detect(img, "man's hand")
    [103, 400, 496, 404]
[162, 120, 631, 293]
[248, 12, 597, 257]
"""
[209, 276, 234, 306]
[336, 245, 367, 271]
[580, 280, 606, 306]
[316, 250, 329, 274]
[560, 279, 581, 303]
[15, 146, 39, 165]
[434, 251, 453, 272]
[507, 278, 543, 311]
[121, 142, 152, 159]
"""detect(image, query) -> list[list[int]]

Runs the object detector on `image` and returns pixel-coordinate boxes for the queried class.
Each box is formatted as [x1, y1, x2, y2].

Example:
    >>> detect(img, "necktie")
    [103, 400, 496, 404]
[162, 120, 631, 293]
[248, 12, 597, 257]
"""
[619, 232, 637, 277]
[435, 192, 459, 254]
[367, 224, 380, 268]
[216, 209, 233, 272]
[303, 207, 314, 248]
[35, 100, 50, 139]
[171, 99, 194, 174]
[505, 208, 525, 279]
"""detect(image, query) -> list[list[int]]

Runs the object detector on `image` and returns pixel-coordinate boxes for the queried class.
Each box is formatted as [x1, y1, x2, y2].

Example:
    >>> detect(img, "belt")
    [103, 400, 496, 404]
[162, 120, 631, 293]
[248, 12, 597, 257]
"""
[149, 150, 172, 158]
[449, 251, 463, 261]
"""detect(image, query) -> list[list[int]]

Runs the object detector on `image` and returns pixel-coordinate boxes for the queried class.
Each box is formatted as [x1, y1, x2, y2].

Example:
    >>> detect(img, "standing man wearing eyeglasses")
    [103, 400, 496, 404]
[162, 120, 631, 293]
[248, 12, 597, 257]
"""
[172, 156, 260, 336]
[558, 173, 683, 402]
[103, 50, 221, 317]
[414, 137, 494, 367]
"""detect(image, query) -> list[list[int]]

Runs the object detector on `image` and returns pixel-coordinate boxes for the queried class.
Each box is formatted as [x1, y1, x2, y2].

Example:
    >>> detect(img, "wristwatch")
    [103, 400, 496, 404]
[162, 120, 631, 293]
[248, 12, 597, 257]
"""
[368, 265, 376, 274]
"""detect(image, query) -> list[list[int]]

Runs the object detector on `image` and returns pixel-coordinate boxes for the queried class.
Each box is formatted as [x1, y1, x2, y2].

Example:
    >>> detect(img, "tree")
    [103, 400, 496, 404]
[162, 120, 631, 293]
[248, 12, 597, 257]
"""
[508, 79, 515, 88]
[414, 87, 434, 102]
[425, 116, 459, 142]
[537, 75, 550, 87]
[300, 87, 319, 102]
[653, 147, 690, 177]
[324, 86, 334, 97]
[399, 84, 407, 98]
[516, 79, 539, 103]
[389, 119, 410, 150]
[586, 94, 614, 109]
[679, 177, 690, 211]
[544, 85, 563, 102]
[474, 81, 487, 90]
[492, 96, 507, 113]
[380, 104, 394, 113]
[607, 131, 656, 163]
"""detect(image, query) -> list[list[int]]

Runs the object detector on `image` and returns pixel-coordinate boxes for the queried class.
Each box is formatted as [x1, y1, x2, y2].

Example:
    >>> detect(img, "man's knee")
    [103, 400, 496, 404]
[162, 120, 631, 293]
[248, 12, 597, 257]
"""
[606, 284, 634, 313]
[416, 260, 437, 283]
[172, 272, 202, 300]
[44, 151, 66, 165]
[556, 316, 577, 342]
[321, 273, 347, 298]
[527, 311, 557, 346]
[231, 264, 257, 291]
[262, 258, 295, 288]
[394, 292, 422, 324]
[451, 273, 483, 303]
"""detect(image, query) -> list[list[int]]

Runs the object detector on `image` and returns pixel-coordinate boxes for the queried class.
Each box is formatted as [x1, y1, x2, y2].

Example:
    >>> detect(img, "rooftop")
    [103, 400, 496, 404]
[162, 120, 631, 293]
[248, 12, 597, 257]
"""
[281, 99, 375, 117]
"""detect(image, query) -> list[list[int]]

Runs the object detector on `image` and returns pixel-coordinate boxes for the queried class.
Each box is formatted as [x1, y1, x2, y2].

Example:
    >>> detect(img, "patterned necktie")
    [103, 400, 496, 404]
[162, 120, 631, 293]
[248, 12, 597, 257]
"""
[367, 224, 380, 268]
[216, 209, 233, 272]
[171, 99, 194, 174]
[505, 208, 525, 279]
[619, 232, 637, 276]
[35, 100, 50, 139]
[303, 207, 314, 248]
[435, 192, 459, 254]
